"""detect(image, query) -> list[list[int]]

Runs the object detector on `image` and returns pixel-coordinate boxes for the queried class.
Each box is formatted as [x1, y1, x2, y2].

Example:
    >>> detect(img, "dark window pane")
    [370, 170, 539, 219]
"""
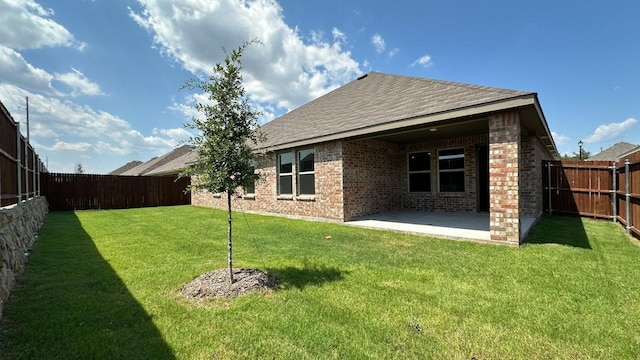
[299, 174, 315, 195]
[409, 173, 431, 192]
[408, 152, 430, 171]
[279, 175, 292, 194]
[244, 181, 255, 194]
[439, 171, 465, 192]
[299, 149, 314, 172]
[279, 153, 293, 173]
[439, 149, 464, 170]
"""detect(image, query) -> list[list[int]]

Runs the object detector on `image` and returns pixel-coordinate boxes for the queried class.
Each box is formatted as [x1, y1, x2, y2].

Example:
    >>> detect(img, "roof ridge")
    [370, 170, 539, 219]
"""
[369, 71, 533, 96]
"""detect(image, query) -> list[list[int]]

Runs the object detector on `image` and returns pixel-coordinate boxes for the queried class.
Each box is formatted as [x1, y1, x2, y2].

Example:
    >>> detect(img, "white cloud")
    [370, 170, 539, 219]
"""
[0, 45, 60, 95]
[1, 84, 190, 158]
[551, 131, 570, 146]
[371, 33, 385, 53]
[0, 0, 85, 50]
[54, 68, 104, 97]
[388, 48, 399, 58]
[130, 0, 362, 112]
[584, 118, 637, 143]
[41, 140, 92, 152]
[411, 54, 433, 68]
[332, 27, 346, 44]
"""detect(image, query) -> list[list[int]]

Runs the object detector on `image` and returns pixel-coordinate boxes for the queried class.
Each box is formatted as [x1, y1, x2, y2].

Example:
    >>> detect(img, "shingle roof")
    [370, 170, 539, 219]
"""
[145, 147, 197, 176]
[107, 160, 143, 175]
[120, 145, 195, 176]
[587, 142, 639, 161]
[258, 72, 534, 149]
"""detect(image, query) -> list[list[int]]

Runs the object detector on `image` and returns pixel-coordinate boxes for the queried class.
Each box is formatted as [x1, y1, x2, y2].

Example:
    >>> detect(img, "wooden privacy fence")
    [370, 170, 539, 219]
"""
[1, 100, 46, 207]
[41, 173, 191, 211]
[543, 152, 640, 239]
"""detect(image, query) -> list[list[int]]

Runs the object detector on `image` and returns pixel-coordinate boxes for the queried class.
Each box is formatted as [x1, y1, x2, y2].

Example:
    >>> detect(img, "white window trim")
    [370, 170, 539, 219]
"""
[278, 152, 294, 196]
[407, 151, 431, 193]
[297, 148, 315, 196]
[437, 147, 465, 193]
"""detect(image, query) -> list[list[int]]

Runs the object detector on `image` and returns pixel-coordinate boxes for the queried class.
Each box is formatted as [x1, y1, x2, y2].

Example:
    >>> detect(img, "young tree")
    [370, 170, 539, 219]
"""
[74, 163, 84, 174]
[182, 41, 263, 284]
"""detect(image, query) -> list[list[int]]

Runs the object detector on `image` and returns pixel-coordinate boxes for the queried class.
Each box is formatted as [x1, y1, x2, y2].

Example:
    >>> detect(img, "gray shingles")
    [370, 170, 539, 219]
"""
[587, 142, 639, 161]
[120, 145, 195, 176]
[258, 72, 533, 149]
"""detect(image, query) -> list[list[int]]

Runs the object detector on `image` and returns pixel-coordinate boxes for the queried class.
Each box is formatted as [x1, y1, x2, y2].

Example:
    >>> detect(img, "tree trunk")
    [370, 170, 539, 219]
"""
[227, 191, 234, 284]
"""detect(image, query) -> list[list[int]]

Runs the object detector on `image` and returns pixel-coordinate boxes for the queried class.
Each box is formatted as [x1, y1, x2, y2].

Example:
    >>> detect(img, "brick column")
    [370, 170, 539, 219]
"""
[489, 111, 521, 245]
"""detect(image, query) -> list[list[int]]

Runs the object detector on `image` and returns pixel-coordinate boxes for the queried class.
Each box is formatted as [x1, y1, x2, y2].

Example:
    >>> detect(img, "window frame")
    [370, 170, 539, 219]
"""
[437, 147, 465, 193]
[407, 151, 431, 193]
[297, 148, 315, 196]
[277, 152, 294, 196]
[243, 160, 256, 197]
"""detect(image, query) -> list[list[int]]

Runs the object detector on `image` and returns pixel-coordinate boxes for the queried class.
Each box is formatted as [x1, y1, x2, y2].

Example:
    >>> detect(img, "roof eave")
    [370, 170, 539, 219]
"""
[258, 94, 539, 152]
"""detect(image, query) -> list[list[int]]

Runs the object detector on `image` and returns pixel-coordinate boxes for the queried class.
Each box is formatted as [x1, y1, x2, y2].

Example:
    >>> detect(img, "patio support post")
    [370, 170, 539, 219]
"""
[625, 159, 631, 234]
[488, 111, 521, 245]
[612, 162, 616, 222]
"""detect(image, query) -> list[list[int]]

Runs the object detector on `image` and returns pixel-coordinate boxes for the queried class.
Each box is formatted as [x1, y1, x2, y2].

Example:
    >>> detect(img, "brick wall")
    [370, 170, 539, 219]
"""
[191, 141, 345, 221]
[520, 135, 553, 218]
[489, 112, 521, 245]
[342, 139, 403, 220]
[402, 134, 488, 213]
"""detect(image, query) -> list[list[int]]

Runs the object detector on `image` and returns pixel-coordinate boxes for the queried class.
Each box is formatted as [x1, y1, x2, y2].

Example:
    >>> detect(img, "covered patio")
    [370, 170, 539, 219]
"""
[346, 210, 537, 243]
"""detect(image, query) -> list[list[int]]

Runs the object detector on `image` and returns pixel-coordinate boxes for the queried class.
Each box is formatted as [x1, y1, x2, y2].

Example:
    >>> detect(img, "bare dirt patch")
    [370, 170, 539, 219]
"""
[181, 268, 278, 300]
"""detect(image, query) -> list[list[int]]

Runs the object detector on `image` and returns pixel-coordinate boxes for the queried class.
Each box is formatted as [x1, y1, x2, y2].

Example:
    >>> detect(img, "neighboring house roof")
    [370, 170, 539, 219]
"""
[145, 147, 198, 176]
[617, 145, 640, 160]
[586, 142, 639, 161]
[107, 160, 143, 175]
[120, 145, 195, 176]
[257, 72, 554, 154]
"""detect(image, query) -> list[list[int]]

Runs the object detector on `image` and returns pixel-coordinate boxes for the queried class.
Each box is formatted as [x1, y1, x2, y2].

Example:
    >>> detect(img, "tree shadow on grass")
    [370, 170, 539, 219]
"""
[0, 212, 176, 359]
[524, 214, 592, 249]
[266, 263, 346, 290]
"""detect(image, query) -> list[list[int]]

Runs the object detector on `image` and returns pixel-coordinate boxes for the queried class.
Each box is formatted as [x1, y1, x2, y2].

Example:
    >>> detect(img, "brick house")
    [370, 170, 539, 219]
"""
[192, 72, 559, 245]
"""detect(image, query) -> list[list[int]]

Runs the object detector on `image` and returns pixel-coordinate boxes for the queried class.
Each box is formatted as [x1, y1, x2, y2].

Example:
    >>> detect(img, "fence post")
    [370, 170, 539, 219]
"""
[625, 159, 631, 234]
[16, 122, 22, 203]
[611, 162, 617, 222]
[547, 161, 553, 215]
[24, 139, 29, 200]
[32, 148, 36, 198]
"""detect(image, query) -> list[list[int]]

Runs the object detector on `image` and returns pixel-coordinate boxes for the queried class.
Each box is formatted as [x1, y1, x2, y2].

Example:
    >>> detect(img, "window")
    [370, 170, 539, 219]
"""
[243, 161, 256, 196]
[243, 180, 255, 196]
[438, 148, 465, 192]
[298, 149, 315, 195]
[278, 153, 293, 195]
[408, 151, 431, 192]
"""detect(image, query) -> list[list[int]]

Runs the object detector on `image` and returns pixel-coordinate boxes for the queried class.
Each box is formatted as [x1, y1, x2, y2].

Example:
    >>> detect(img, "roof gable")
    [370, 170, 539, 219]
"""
[120, 145, 195, 176]
[258, 72, 534, 149]
[587, 142, 639, 161]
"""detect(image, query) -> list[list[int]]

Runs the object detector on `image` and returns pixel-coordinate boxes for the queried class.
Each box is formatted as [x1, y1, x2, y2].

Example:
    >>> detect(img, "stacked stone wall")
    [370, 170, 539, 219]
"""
[0, 197, 48, 320]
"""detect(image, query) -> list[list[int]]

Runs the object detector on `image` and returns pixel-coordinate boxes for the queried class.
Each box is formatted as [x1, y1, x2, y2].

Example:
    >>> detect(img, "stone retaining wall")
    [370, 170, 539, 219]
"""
[0, 197, 48, 320]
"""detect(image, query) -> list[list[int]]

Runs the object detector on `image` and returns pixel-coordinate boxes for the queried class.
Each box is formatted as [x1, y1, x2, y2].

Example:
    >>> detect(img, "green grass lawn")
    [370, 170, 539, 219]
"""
[1, 206, 639, 359]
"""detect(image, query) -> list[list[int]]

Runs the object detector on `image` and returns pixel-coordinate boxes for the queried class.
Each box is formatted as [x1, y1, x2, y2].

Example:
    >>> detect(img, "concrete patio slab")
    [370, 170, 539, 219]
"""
[346, 210, 536, 243]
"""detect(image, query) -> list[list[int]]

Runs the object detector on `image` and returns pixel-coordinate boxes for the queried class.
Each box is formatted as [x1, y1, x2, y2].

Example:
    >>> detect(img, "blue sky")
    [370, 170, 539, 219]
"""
[1, 0, 638, 173]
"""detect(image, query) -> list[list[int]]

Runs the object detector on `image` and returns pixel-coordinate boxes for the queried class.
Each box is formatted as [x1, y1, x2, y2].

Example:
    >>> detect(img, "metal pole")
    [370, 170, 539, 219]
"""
[547, 162, 553, 215]
[25, 97, 29, 199]
[16, 122, 22, 203]
[612, 162, 617, 222]
[625, 159, 631, 234]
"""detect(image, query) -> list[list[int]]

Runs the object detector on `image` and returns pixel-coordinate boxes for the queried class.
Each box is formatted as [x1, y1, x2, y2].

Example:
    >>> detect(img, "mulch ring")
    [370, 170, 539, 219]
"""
[181, 268, 278, 300]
